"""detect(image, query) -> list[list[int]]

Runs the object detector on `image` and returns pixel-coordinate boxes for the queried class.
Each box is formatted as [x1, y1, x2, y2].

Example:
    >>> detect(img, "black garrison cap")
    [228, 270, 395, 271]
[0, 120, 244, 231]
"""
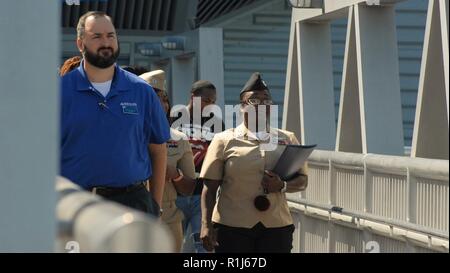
[240, 72, 269, 95]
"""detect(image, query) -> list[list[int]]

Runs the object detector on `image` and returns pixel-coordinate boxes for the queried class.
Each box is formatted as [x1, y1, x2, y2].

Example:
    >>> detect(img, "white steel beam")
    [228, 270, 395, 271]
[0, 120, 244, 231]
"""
[336, 6, 363, 153]
[198, 28, 225, 111]
[411, 0, 449, 160]
[171, 56, 196, 106]
[439, 0, 449, 123]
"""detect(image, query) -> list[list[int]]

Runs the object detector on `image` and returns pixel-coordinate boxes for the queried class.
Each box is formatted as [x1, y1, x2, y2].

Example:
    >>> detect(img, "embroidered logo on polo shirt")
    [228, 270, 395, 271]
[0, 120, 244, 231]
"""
[120, 102, 138, 115]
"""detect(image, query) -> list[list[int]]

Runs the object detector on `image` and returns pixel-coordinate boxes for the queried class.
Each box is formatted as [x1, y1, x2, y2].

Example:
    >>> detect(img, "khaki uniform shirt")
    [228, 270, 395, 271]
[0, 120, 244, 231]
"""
[162, 128, 196, 223]
[199, 124, 308, 228]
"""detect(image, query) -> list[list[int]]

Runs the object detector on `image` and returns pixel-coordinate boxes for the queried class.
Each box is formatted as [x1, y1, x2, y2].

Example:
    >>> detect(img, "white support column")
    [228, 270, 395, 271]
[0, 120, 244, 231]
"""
[354, 4, 404, 155]
[439, 0, 449, 124]
[171, 56, 196, 106]
[283, 8, 336, 148]
[411, 0, 449, 160]
[283, 10, 304, 139]
[198, 27, 225, 111]
[336, 6, 363, 153]
[0, 0, 59, 251]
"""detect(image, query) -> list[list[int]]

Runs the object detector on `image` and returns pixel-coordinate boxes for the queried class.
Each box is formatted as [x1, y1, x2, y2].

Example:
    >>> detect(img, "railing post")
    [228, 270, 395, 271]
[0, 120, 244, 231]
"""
[329, 159, 336, 206]
[364, 157, 373, 214]
[407, 167, 417, 225]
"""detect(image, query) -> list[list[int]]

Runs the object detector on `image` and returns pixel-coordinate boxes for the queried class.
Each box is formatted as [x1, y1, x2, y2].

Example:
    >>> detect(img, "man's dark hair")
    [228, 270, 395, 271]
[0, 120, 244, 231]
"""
[77, 11, 112, 39]
[191, 80, 216, 95]
[121, 65, 149, 76]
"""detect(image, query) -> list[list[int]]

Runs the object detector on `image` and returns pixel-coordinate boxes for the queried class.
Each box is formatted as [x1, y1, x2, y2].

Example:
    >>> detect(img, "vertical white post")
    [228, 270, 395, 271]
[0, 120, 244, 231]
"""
[283, 17, 302, 139]
[329, 160, 336, 205]
[364, 162, 373, 214]
[198, 27, 225, 112]
[411, 0, 449, 160]
[0, 0, 59, 251]
[171, 56, 196, 106]
[328, 222, 335, 253]
[336, 6, 363, 153]
[439, 0, 449, 123]
[407, 168, 417, 224]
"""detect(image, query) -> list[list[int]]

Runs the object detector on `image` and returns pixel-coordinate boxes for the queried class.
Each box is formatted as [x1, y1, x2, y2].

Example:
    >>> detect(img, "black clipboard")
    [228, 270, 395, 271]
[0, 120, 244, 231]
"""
[272, 144, 316, 180]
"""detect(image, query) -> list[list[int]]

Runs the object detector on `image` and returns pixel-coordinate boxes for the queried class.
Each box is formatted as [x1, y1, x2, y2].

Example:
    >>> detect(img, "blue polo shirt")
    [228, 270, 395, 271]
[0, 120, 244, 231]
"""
[60, 62, 170, 189]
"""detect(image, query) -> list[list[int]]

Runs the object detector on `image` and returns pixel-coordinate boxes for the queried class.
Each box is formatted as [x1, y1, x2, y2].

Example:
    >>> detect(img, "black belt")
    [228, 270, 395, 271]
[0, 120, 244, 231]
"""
[90, 180, 147, 196]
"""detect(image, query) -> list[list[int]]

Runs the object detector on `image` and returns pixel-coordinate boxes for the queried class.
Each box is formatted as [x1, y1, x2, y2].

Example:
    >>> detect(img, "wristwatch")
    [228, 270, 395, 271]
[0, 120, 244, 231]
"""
[172, 168, 184, 182]
[280, 181, 287, 193]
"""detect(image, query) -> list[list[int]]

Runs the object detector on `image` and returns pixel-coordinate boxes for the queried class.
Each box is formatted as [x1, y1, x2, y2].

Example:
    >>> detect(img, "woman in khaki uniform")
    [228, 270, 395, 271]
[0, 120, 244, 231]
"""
[140, 70, 196, 252]
[199, 72, 308, 253]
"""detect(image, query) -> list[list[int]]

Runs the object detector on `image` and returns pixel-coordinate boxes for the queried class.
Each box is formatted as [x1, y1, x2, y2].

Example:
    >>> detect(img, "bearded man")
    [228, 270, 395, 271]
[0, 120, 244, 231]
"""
[60, 11, 170, 218]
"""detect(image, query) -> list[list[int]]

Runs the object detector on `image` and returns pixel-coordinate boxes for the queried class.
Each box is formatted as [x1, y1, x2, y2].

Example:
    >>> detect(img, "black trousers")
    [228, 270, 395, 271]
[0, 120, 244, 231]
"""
[98, 186, 160, 218]
[214, 222, 295, 253]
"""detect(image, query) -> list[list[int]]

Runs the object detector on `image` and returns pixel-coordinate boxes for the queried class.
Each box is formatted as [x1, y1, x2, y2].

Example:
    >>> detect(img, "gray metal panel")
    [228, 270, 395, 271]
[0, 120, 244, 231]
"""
[151, 0, 162, 30]
[124, 0, 136, 29]
[160, 0, 173, 30]
[115, 0, 127, 29]
[198, 0, 257, 25]
[133, 0, 145, 29]
[61, 0, 177, 31]
[108, 0, 117, 25]
[143, 0, 154, 30]
[89, 0, 99, 11]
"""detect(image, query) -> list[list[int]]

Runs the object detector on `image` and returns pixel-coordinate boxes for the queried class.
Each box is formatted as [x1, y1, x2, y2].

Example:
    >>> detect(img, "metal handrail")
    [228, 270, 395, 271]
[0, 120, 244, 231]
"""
[286, 197, 449, 239]
[56, 176, 174, 253]
[309, 150, 449, 180]
[288, 149, 449, 251]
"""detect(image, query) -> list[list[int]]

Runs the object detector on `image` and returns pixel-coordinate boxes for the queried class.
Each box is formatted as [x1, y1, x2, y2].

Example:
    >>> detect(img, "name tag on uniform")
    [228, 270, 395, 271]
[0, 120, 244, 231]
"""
[120, 102, 138, 115]
[272, 136, 289, 145]
[278, 139, 289, 145]
[167, 140, 178, 148]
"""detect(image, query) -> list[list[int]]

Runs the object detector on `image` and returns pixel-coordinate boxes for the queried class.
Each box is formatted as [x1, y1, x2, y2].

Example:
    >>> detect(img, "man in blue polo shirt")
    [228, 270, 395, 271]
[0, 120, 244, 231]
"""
[60, 11, 170, 217]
